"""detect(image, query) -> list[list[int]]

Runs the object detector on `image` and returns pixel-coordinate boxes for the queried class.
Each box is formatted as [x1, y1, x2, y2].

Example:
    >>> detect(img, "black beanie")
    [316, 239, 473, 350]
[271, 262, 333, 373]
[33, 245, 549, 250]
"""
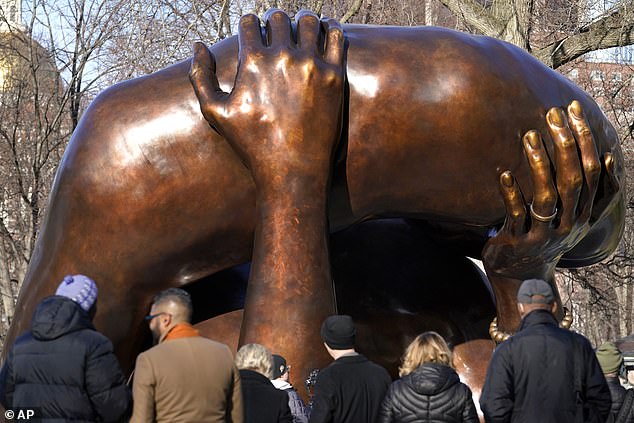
[321, 315, 356, 349]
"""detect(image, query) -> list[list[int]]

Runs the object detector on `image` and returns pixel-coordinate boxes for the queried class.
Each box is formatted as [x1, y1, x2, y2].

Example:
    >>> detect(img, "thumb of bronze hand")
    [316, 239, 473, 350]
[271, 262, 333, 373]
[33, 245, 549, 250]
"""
[189, 41, 228, 133]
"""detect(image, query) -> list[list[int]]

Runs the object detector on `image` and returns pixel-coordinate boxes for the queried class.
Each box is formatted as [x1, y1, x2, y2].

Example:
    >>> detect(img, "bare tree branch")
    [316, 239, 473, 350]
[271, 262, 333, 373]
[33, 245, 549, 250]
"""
[436, 0, 503, 39]
[535, 4, 634, 68]
[340, 0, 363, 23]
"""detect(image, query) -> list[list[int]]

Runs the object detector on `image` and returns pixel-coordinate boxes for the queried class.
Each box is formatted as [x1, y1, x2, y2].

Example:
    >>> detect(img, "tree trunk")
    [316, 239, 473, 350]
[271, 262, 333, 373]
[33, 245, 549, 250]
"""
[0, 240, 15, 330]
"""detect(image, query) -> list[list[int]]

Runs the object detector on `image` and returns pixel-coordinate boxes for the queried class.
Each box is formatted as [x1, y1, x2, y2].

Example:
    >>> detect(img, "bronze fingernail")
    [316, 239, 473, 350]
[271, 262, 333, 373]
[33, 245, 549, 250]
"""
[548, 109, 565, 127]
[569, 101, 583, 119]
[525, 131, 541, 149]
[501, 171, 514, 187]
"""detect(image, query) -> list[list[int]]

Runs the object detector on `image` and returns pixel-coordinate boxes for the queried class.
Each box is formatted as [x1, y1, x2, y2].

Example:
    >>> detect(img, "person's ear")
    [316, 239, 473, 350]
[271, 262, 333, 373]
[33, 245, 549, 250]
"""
[517, 303, 525, 317]
[160, 313, 172, 328]
[551, 301, 558, 315]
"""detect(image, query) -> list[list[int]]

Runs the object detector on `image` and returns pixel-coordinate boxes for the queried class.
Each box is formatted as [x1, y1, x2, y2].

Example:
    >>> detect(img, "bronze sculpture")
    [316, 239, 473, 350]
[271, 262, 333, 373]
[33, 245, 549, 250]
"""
[2, 10, 624, 402]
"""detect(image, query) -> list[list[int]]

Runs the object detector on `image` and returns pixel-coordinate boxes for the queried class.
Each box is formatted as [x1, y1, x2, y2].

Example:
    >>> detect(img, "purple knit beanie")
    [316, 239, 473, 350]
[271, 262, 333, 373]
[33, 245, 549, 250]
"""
[56, 274, 98, 312]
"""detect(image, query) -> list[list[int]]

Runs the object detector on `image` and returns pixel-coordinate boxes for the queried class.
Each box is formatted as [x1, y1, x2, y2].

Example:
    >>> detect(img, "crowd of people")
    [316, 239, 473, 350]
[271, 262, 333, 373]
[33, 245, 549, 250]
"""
[0, 275, 630, 422]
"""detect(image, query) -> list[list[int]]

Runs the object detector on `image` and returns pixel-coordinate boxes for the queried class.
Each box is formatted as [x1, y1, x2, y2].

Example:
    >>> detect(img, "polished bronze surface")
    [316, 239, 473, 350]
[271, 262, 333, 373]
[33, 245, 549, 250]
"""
[190, 9, 345, 379]
[2, 12, 624, 401]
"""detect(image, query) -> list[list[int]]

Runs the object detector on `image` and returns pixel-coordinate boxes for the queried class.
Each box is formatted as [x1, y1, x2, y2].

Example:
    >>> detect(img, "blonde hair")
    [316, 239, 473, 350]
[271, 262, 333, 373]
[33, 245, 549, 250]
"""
[399, 331, 453, 377]
[235, 343, 273, 379]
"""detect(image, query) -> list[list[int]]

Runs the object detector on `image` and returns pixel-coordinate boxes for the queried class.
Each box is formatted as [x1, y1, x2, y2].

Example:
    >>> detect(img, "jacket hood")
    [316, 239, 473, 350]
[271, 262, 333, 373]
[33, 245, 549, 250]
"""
[407, 362, 460, 395]
[31, 296, 95, 340]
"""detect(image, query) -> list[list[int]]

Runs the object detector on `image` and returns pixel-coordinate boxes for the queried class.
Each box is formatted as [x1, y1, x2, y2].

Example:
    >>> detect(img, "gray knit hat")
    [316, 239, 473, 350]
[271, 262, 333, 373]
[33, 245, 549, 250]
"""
[56, 274, 98, 312]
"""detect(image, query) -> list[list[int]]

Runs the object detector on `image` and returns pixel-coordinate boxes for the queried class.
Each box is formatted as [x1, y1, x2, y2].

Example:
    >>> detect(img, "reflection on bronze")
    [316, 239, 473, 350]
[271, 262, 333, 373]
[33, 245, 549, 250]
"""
[2, 10, 624, 405]
[489, 307, 573, 343]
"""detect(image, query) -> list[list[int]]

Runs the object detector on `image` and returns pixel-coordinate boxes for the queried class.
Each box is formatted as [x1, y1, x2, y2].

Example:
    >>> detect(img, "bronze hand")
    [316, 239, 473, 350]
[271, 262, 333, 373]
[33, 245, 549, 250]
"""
[190, 9, 345, 387]
[482, 101, 619, 332]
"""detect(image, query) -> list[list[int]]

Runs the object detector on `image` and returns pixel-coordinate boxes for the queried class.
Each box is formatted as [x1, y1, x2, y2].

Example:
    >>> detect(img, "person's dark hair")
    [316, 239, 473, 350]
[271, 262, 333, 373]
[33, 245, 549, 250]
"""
[152, 288, 193, 322]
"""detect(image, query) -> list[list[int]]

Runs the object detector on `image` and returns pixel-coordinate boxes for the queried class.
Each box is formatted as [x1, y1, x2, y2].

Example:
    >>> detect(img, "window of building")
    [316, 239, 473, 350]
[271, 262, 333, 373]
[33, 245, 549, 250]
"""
[568, 69, 579, 80]
[590, 70, 604, 81]
[613, 72, 623, 82]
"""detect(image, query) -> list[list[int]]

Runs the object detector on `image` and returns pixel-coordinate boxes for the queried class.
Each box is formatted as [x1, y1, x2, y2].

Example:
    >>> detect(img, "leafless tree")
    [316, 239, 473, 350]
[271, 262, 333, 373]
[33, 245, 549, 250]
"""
[0, 0, 130, 334]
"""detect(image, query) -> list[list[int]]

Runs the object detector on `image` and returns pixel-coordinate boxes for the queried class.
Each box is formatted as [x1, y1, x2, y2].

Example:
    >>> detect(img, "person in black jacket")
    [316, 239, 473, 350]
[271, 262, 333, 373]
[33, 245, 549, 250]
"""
[309, 315, 392, 423]
[0, 274, 131, 422]
[377, 331, 478, 423]
[236, 343, 293, 423]
[480, 278, 610, 423]
[596, 342, 627, 417]
[271, 354, 310, 423]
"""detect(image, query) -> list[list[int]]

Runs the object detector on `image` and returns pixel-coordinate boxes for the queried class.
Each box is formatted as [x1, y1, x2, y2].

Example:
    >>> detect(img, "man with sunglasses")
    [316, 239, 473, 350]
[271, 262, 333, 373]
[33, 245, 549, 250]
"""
[130, 288, 243, 423]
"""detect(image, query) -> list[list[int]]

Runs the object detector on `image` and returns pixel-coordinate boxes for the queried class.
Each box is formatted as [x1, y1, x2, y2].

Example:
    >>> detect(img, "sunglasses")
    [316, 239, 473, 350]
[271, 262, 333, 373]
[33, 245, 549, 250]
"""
[144, 312, 169, 322]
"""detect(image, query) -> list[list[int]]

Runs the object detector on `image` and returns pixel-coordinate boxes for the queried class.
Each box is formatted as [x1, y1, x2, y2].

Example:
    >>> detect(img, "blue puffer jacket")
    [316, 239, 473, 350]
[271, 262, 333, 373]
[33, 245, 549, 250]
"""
[0, 296, 131, 422]
[377, 362, 478, 423]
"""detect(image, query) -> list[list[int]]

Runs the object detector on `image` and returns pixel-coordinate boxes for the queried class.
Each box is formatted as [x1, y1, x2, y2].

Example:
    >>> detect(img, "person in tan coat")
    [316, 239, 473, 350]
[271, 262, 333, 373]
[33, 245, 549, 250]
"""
[130, 288, 243, 423]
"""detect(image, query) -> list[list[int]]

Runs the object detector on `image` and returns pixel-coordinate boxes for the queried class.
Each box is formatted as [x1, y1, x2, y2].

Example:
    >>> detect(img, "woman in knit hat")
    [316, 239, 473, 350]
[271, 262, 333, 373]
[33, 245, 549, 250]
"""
[0, 274, 131, 422]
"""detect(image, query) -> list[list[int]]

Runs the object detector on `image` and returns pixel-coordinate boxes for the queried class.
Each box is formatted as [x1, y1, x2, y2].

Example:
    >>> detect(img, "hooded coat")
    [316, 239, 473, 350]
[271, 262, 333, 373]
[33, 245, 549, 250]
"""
[0, 296, 131, 422]
[377, 362, 478, 423]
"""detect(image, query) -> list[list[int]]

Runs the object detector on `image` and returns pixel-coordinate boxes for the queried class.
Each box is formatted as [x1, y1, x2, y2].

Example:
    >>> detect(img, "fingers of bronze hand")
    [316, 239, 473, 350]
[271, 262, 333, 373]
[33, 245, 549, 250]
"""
[264, 9, 293, 48]
[566, 101, 601, 222]
[321, 18, 345, 66]
[604, 152, 620, 189]
[189, 42, 225, 127]
[498, 171, 527, 237]
[238, 14, 265, 59]
[522, 130, 558, 231]
[295, 10, 321, 55]
[546, 107, 583, 231]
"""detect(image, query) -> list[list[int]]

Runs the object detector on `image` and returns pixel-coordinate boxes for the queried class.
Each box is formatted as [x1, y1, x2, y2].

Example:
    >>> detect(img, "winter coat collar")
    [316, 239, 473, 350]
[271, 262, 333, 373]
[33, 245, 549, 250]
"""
[332, 353, 368, 365]
[239, 369, 274, 385]
[406, 362, 460, 395]
[518, 308, 558, 332]
[31, 296, 94, 341]
[161, 322, 200, 343]
[271, 379, 293, 390]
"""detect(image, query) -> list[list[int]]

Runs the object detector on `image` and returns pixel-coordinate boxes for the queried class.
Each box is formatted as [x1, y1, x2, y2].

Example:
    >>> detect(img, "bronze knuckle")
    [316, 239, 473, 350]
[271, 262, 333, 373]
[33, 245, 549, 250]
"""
[556, 134, 576, 149]
[535, 193, 557, 206]
[510, 209, 524, 220]
[562, 174, 583, 189]
[573, 124, 592, 137]
[583, 161, 601, 177]
[558, 222, 572, 234]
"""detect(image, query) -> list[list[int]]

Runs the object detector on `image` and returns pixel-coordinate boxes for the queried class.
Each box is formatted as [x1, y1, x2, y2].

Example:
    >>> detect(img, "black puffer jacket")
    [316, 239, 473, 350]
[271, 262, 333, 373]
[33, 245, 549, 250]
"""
[377, 362, 478, 423]
[0, 296, 131, 422]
